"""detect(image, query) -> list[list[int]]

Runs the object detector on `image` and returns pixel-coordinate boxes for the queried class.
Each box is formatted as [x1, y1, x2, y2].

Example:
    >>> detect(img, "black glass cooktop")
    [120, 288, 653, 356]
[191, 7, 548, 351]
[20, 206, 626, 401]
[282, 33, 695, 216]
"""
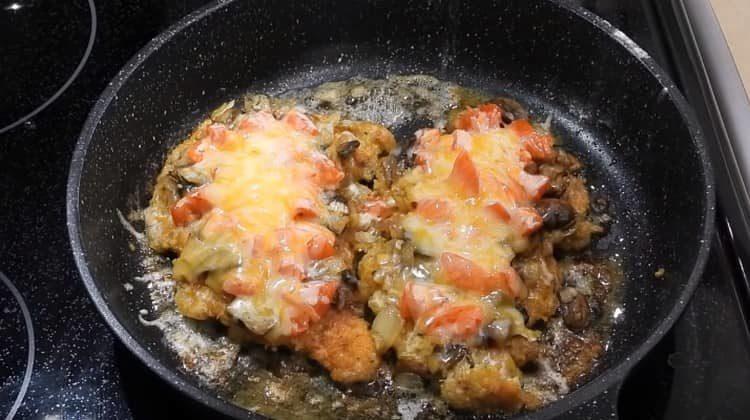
[1, 1, 748, 419]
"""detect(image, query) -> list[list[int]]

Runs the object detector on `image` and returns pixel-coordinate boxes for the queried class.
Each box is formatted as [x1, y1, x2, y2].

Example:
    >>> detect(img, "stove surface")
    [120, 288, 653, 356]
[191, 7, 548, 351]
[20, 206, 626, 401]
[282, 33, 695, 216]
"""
[0, 1, 748, 419]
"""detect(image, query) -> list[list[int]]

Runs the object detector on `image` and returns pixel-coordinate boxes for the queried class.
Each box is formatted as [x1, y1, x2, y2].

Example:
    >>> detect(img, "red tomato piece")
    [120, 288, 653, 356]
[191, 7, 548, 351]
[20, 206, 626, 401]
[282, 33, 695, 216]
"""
[448, 150, 480, 197]
[415, 199, 453, 222]
[287, 280, 340, 336]
[510, 119, 535, 137]
[277, 257, 305, 280]
[293, 198, 318, 220]
[237, 110, 276, 132]
[222, 276, 257, 296]
[295, 222, 336, 260]
[308, 280, 339, 318]
[186, 139, 208, 163]
[307, 234, 335, 260]
[439, 252, 490, 292]
[400, 281, 448, 320]
[282, 109, 319, 136]
[361, 199, 394, 218]
[422, 304, 484, 341]
[484, 268, 525, 299]
[440, 252, 523, 298]
[518, 171, 550, 201]
[311, 154, 344, 188]
[523, 134, 555, 162]
[170, 191, 212, 226]
[453, 104, 503, 132]
[486, 201, 512, 222]
[413, 128, 441, 168]
[512, 207, 544, 235]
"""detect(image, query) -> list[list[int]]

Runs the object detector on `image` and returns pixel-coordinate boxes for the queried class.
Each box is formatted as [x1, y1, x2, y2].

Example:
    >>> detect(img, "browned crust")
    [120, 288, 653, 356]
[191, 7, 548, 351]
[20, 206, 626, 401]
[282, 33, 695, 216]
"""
[440, 349, 523, 413]
[293, 309, 380, 383]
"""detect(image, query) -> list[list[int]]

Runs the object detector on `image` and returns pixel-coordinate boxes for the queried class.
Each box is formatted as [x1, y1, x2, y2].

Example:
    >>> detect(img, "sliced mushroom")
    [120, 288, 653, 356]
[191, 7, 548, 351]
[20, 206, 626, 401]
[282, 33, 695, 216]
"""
[337, 139, 361, 158]
[562, 294, 590, 331]
[535, 199, 575, 230]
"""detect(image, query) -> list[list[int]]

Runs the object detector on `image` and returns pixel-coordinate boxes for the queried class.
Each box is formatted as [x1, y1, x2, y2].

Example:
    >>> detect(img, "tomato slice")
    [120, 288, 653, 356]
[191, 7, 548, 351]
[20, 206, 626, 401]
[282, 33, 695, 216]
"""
[453, 104, 503, 132]
[510, 119, 535, 137]
[440, 252, 524, 298]
[448, 150, 480, 197]
[170, 191, 212, 226]
[518, 171, 550, 201]
[293, 198, 318, 220]
[309, 280, 339, 317]
[307, 234, 335, 260]
[277, 256, 306, 280]
[416, 199, 453, 222]
[413, 128, 441, 169]
[422, 304, 484, 341]
[512, 207, 544, 236]
[295, 222, 336, 260]
[400, 281, 448, 320]
[484, 268, 525, 299]
[186, 139, 208, 163]
[361, 199, 394, 218]
[439, 252, 489, 291]
[486, 201, 512, 222]
[237, 110, 276, 132]
[222, 275, 258, 296]
[287, 280, 339, 336]
[311, 154, 344, 188]
[282, 109, 320, 136]
[276, 222, 336, 261]
[525, 134, 554, 161]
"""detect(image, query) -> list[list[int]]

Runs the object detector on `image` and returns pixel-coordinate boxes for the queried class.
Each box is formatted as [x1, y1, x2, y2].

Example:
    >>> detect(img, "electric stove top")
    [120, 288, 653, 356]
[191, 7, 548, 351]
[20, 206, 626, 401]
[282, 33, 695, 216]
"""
[1, 1, 749, 418]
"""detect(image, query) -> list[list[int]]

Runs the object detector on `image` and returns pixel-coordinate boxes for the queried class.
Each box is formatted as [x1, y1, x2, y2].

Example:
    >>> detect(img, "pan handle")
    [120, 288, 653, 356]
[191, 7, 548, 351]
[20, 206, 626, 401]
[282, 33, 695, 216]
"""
[557, 381, 623, 420]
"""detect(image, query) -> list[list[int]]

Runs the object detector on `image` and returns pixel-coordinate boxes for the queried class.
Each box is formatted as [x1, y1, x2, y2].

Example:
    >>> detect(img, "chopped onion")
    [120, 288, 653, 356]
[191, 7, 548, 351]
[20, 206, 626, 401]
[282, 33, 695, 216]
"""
[486, 320, 511, 343]
[371, 306, 403, 353]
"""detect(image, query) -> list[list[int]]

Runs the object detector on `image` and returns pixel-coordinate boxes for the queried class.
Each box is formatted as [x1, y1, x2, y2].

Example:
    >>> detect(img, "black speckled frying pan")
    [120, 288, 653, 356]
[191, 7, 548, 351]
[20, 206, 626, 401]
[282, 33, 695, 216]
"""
[66, 0, 714, 418]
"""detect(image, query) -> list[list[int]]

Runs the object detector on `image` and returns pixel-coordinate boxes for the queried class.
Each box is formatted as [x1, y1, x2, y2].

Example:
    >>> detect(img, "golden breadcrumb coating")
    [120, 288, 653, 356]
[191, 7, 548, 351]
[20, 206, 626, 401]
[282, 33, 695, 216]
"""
[293, 309, 380, 383]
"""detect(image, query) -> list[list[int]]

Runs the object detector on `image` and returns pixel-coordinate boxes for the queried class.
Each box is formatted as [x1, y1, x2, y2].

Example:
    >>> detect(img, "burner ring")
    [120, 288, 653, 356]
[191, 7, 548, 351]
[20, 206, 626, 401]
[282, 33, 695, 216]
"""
[0, 0, 97, 134]
[1, 272, 35, 420]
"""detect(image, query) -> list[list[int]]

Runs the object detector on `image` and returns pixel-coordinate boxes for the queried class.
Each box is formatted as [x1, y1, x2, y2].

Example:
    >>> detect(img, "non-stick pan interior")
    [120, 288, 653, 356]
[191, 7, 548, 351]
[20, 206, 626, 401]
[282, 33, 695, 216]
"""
[70, 0, 712, 417]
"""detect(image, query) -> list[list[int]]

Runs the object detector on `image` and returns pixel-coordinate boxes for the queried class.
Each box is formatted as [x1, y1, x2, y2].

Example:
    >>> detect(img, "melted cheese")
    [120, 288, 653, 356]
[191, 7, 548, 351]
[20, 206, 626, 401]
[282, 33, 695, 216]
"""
[177, 110, 343, 340]
[399, 124, 543, 286]
[196, 117, 328, 235]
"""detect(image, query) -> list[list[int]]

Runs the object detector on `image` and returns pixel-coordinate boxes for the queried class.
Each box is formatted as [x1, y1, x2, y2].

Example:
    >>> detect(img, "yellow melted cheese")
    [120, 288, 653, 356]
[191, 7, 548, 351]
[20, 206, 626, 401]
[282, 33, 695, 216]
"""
[175, 111, 343, 340]
[195, 118, 328, 236]
[399, 126, 535, 279]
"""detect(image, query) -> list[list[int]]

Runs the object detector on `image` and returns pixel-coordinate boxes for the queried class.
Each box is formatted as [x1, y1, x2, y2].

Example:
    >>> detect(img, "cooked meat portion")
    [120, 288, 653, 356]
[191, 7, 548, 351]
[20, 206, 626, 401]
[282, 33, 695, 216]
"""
[174, 282, 230, 323]
[293, 309, 380, 383]
[440, 349, 523, 413]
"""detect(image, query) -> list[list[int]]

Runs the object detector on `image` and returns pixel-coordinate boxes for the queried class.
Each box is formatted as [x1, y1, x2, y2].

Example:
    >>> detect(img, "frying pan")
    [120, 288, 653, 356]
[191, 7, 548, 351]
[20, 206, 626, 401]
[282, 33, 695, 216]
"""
[66, 0, 715, 418]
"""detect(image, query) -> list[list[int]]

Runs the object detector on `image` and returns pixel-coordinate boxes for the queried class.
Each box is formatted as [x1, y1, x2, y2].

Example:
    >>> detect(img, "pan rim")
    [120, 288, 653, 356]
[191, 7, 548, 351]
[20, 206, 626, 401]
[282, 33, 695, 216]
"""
[66, 0, 716, 418]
